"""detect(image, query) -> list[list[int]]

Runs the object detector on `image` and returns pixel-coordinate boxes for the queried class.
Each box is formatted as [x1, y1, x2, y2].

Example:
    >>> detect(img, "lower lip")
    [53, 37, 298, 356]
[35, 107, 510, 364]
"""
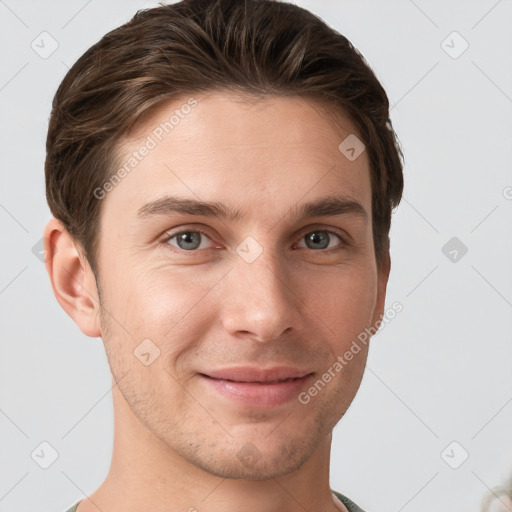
[199, 374, 313, 408]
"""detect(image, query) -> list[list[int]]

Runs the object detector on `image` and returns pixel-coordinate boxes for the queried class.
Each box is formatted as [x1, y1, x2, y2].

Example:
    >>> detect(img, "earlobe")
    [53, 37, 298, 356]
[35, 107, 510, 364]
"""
[43, 217, 102, 338]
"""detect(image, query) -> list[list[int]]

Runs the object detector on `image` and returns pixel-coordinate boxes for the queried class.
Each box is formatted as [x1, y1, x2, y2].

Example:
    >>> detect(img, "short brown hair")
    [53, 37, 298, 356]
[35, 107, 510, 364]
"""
[45, 0, 404, 276]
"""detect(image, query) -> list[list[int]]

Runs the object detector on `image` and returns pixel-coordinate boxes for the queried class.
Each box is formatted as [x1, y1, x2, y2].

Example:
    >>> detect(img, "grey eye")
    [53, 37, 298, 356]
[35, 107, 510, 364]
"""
[298, 231, 342, 250]
[168, 231, 211, 251]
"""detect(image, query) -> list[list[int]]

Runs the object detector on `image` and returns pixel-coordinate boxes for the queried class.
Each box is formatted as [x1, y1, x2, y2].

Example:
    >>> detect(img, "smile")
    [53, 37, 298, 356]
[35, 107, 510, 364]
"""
[198, 368, 314, 408]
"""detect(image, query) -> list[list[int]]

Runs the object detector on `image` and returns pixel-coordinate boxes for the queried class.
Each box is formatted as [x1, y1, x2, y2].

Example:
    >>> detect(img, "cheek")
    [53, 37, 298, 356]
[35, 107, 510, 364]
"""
[105, 263, 219, 359]
[109, 261, 187, 323]
[307, 264, 377, 342]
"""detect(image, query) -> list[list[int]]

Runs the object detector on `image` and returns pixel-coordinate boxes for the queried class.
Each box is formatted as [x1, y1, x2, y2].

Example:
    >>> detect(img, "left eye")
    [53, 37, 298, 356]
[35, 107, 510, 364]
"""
[296, 230, 343, 250]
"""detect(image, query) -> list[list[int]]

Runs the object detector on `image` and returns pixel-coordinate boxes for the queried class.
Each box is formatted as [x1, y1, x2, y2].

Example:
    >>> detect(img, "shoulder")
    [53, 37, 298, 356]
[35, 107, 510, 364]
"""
[332, 490, 368, 512]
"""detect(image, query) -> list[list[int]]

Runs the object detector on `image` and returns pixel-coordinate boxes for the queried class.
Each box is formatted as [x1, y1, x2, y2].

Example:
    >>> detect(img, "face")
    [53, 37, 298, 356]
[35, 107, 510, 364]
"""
[93, 92, 388, 479]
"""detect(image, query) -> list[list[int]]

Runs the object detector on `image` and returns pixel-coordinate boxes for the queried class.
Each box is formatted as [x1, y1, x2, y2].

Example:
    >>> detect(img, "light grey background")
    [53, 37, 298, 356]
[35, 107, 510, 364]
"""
[1, 1, 511, 511]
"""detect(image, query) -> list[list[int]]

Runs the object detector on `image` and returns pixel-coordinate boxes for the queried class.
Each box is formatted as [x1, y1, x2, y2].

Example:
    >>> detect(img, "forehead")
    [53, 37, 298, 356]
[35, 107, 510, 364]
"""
[105, 92, 371, 223]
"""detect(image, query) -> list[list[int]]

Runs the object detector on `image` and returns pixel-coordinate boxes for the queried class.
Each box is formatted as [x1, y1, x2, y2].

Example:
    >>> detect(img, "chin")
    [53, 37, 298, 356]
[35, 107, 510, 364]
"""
[173, 430, 319, 481]
[193, 448, 312, 481]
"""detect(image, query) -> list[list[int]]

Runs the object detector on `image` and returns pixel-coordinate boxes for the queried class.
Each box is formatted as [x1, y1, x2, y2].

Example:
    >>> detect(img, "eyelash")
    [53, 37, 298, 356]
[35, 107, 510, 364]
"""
[160, 227, 349, 255]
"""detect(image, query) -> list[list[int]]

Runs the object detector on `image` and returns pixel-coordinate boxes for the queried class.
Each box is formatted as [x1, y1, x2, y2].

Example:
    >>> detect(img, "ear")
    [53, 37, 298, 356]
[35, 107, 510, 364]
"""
[371, 250, 391, 329]
[43, 217, 102, 338]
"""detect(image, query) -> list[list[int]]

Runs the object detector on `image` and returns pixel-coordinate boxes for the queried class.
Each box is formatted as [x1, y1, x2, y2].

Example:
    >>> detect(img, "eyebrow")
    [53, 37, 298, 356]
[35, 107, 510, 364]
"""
[136, 194, 367, 222]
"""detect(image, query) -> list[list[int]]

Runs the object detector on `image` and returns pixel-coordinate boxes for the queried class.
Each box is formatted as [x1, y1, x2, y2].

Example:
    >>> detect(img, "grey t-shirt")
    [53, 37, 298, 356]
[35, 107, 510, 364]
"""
[63, 490, 366, 512]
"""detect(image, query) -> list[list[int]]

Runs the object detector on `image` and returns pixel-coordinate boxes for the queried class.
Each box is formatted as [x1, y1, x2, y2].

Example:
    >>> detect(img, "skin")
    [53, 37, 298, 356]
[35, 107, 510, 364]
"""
[44, 92, 390, 512]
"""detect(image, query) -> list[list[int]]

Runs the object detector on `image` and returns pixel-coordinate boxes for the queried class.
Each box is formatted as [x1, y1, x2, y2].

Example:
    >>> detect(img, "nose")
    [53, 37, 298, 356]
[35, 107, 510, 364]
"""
[220, 252, 304, 343]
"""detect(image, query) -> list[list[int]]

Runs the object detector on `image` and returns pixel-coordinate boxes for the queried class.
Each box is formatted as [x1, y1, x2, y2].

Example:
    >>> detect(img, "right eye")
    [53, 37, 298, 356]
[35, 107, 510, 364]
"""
[162, 230, 218, 252]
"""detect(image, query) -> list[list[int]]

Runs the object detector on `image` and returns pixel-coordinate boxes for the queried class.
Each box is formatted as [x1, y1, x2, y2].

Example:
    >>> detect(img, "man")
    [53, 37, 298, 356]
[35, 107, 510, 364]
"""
[43, 0, 404, 511]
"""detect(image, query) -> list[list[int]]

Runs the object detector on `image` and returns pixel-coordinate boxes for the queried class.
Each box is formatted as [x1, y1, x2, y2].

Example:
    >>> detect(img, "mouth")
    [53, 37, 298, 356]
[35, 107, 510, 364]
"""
[200, 366, 312, 383]
[203, 376, 305, 384]
[198, 367, 314, 408]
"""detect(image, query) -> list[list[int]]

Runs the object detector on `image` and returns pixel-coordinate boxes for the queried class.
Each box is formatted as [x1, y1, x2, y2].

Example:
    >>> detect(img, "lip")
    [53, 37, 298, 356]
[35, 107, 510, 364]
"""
[199, 366, 314, 408]
[202, 366, 311, 383]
